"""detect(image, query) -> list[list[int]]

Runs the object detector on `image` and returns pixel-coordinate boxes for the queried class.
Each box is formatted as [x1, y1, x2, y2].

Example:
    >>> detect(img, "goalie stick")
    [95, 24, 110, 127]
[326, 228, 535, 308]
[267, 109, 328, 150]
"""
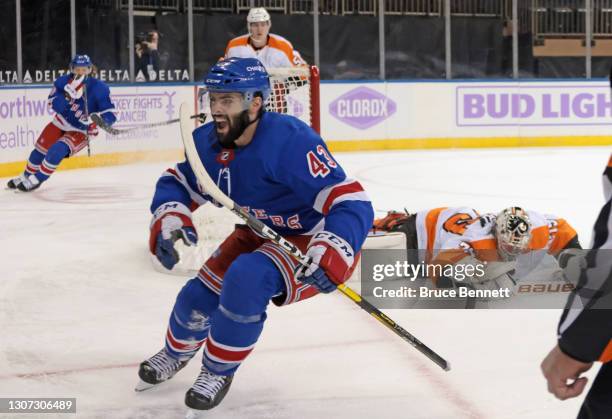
[92, 112, 206, 135]
[178, 102, 450, 372]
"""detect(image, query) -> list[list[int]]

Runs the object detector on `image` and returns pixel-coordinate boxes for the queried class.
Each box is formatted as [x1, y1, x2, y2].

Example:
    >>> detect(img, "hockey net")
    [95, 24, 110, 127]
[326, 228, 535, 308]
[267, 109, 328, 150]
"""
[158, 66, 321, 276]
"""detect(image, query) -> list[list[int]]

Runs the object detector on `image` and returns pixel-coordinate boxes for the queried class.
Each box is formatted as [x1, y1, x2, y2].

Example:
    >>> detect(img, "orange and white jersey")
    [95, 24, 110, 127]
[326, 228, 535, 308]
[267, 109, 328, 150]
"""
[224, 34, 306, 69]
[524, 210, 577, 254]
[415, 207, 578, 265]
[415, 207, 495, 265]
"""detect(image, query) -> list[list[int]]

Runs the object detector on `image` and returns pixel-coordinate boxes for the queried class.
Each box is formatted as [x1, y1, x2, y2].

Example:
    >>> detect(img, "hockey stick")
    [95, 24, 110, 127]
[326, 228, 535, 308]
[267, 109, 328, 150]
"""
[82, 82, 91, 157]
[178, 103, 451, 372]
[92, 113, 206, 136]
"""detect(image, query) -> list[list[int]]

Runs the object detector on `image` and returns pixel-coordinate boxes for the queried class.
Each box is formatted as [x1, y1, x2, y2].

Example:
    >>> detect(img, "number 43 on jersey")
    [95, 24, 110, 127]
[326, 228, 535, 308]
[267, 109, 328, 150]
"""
[307, 145, 337, 178]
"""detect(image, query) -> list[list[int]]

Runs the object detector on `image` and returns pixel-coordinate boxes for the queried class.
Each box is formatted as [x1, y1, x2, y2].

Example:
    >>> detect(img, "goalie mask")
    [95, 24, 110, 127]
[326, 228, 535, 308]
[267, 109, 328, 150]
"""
[199, 58, 271, 148]
[495, 207, 532, 260]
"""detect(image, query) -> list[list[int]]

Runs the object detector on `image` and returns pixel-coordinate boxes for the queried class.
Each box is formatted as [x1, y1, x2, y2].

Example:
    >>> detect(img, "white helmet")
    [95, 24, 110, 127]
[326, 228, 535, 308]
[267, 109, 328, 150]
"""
[495, 207, 532, 260]
[247, 7, 271, 23]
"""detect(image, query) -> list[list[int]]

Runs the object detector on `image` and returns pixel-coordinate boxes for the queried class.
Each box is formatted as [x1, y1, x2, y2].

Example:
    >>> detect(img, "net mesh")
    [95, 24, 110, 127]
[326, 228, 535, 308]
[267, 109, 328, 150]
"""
[265, 67, 313, 127]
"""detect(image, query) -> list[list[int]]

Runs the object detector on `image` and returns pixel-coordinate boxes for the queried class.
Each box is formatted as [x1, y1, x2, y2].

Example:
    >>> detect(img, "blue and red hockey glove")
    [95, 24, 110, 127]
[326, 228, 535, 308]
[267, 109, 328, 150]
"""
[300, 231, 355, 294]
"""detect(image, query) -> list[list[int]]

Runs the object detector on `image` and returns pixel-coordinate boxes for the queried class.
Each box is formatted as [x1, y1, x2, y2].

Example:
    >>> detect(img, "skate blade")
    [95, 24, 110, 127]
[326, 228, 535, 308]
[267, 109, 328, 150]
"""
[185, 408, 206, 419]
[134, 379, 156, 392]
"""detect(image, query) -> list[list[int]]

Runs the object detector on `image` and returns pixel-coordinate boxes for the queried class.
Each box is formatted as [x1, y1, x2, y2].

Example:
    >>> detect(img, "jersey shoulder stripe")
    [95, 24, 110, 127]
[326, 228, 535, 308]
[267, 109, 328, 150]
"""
[225, 35, 251, 53]
[267, 34, 295, 61]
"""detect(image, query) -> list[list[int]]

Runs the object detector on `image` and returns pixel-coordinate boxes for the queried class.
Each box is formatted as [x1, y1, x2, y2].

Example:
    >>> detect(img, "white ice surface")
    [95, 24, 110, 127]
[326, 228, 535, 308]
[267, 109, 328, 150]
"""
[0, 146, 610, 419]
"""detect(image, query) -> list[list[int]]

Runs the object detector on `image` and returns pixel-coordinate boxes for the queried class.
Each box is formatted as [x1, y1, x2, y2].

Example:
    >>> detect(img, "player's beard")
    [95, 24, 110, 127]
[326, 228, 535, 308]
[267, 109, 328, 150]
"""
[214, 111, 251, 149]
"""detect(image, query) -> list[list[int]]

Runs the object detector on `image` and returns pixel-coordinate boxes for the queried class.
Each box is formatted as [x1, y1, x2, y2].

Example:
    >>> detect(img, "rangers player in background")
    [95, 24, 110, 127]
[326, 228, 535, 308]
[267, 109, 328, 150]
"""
[540, 155, 612, 419]
[224, 7, 306, 69]
[137, 58, 373, 414]
[373, 206, 581, 289]
[6, 54, 116, 192]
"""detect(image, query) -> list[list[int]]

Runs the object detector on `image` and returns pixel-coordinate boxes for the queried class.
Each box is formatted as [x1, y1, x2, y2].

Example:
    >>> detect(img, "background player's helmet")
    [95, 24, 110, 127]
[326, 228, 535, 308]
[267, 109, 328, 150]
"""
[202, 57, 271, 106]
[247, 7, 271, 24]
[69, 54, 93, 74]
[495, 207, 532, 260]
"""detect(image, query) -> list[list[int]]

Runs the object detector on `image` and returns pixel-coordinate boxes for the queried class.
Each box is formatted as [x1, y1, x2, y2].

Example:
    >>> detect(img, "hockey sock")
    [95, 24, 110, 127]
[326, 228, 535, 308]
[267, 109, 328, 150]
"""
[201, 252, 283, 375]
[202, 307, 265, 376]
[165, 277, 219, 361]
[23, 149, 45, 176]
[34, 141, 70, 183]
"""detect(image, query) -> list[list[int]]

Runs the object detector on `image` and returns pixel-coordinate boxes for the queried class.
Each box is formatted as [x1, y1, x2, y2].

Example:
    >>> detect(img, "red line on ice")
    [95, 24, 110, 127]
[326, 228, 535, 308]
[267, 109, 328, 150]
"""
[0, 363, 139, 380]
[402, 353, 486, 419]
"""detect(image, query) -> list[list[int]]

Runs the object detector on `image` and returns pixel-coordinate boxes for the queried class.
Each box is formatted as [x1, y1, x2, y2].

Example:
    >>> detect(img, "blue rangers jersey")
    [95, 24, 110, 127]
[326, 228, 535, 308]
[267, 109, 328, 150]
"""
[48, 74, 116, 133]
[150, 111, 374, 257]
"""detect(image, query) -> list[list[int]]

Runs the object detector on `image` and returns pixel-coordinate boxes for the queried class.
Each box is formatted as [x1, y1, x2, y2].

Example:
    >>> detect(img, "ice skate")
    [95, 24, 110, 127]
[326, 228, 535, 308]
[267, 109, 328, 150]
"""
[184, 365, 233, 415]
[6, 175, 26, 190]
[16, 175, 41, 192]
[135, 348, 188, 392]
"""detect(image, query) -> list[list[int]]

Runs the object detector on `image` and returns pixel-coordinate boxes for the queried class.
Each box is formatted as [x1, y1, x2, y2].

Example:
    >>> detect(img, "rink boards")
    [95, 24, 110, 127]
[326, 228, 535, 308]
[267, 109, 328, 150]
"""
[0, 80, 611, 176]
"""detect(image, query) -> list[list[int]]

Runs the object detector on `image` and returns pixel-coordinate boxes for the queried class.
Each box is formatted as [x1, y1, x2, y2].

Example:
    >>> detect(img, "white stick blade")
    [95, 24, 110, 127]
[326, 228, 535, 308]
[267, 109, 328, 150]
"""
[178, 102, 233, 210]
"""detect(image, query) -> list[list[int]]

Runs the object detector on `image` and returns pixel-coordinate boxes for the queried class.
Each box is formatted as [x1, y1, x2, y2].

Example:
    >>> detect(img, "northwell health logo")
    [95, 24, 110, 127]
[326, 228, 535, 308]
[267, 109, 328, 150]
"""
[329, 86, 397, 130]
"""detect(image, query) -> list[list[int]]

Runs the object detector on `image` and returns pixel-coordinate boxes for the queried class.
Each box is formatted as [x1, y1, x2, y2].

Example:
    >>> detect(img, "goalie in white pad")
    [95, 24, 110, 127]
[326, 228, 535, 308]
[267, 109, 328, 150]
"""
[372, 206, 582, 291]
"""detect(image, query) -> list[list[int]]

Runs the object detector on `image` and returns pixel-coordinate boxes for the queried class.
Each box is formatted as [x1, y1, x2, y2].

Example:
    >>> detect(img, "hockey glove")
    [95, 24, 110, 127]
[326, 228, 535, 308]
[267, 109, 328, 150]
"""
[64, 75, 85, 100]
[477, 213, 496, 233]
[87, 122, 99, 137]
[300, 231, 355, 294]
[373, 210, 409, 232]
[155, 215, 198, 270]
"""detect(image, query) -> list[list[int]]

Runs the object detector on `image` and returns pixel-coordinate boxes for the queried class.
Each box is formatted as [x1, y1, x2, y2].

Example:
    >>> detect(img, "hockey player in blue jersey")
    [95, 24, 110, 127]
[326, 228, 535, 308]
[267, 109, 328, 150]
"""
[7, 54, 116, 192]
[137, 57, 374, 413]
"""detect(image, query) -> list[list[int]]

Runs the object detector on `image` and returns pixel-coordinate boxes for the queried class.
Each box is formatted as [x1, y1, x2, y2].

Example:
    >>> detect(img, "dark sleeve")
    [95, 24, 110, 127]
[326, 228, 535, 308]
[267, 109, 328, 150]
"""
[151, 50, 160, 70]
[557, 198, 612, 362]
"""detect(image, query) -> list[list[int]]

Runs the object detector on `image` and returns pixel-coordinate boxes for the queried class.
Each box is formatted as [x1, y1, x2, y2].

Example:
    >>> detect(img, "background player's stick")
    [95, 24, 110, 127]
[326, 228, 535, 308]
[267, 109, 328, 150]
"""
[82, 82, 91, 157]
[178, 102, 451, 372]
[91, 113, 206, 136]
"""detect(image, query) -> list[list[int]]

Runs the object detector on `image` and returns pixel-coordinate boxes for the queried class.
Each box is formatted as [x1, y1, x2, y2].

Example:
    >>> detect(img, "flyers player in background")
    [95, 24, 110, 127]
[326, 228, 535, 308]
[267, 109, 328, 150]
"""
[540, 156, 612, 418]
[224, 7, 306, 69]
[224, 7, 308, 114]
[6, 54, 116, 192]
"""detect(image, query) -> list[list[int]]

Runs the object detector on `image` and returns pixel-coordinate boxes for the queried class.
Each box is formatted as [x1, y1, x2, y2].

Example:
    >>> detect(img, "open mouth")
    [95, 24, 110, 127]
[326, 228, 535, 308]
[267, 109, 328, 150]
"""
[214, 116, 229, 131]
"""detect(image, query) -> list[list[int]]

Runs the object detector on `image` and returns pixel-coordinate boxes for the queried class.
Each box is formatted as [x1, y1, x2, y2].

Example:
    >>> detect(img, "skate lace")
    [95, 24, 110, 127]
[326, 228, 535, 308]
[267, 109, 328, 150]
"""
[191, 368, 226, 398]
[147, 349, 181, 378]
